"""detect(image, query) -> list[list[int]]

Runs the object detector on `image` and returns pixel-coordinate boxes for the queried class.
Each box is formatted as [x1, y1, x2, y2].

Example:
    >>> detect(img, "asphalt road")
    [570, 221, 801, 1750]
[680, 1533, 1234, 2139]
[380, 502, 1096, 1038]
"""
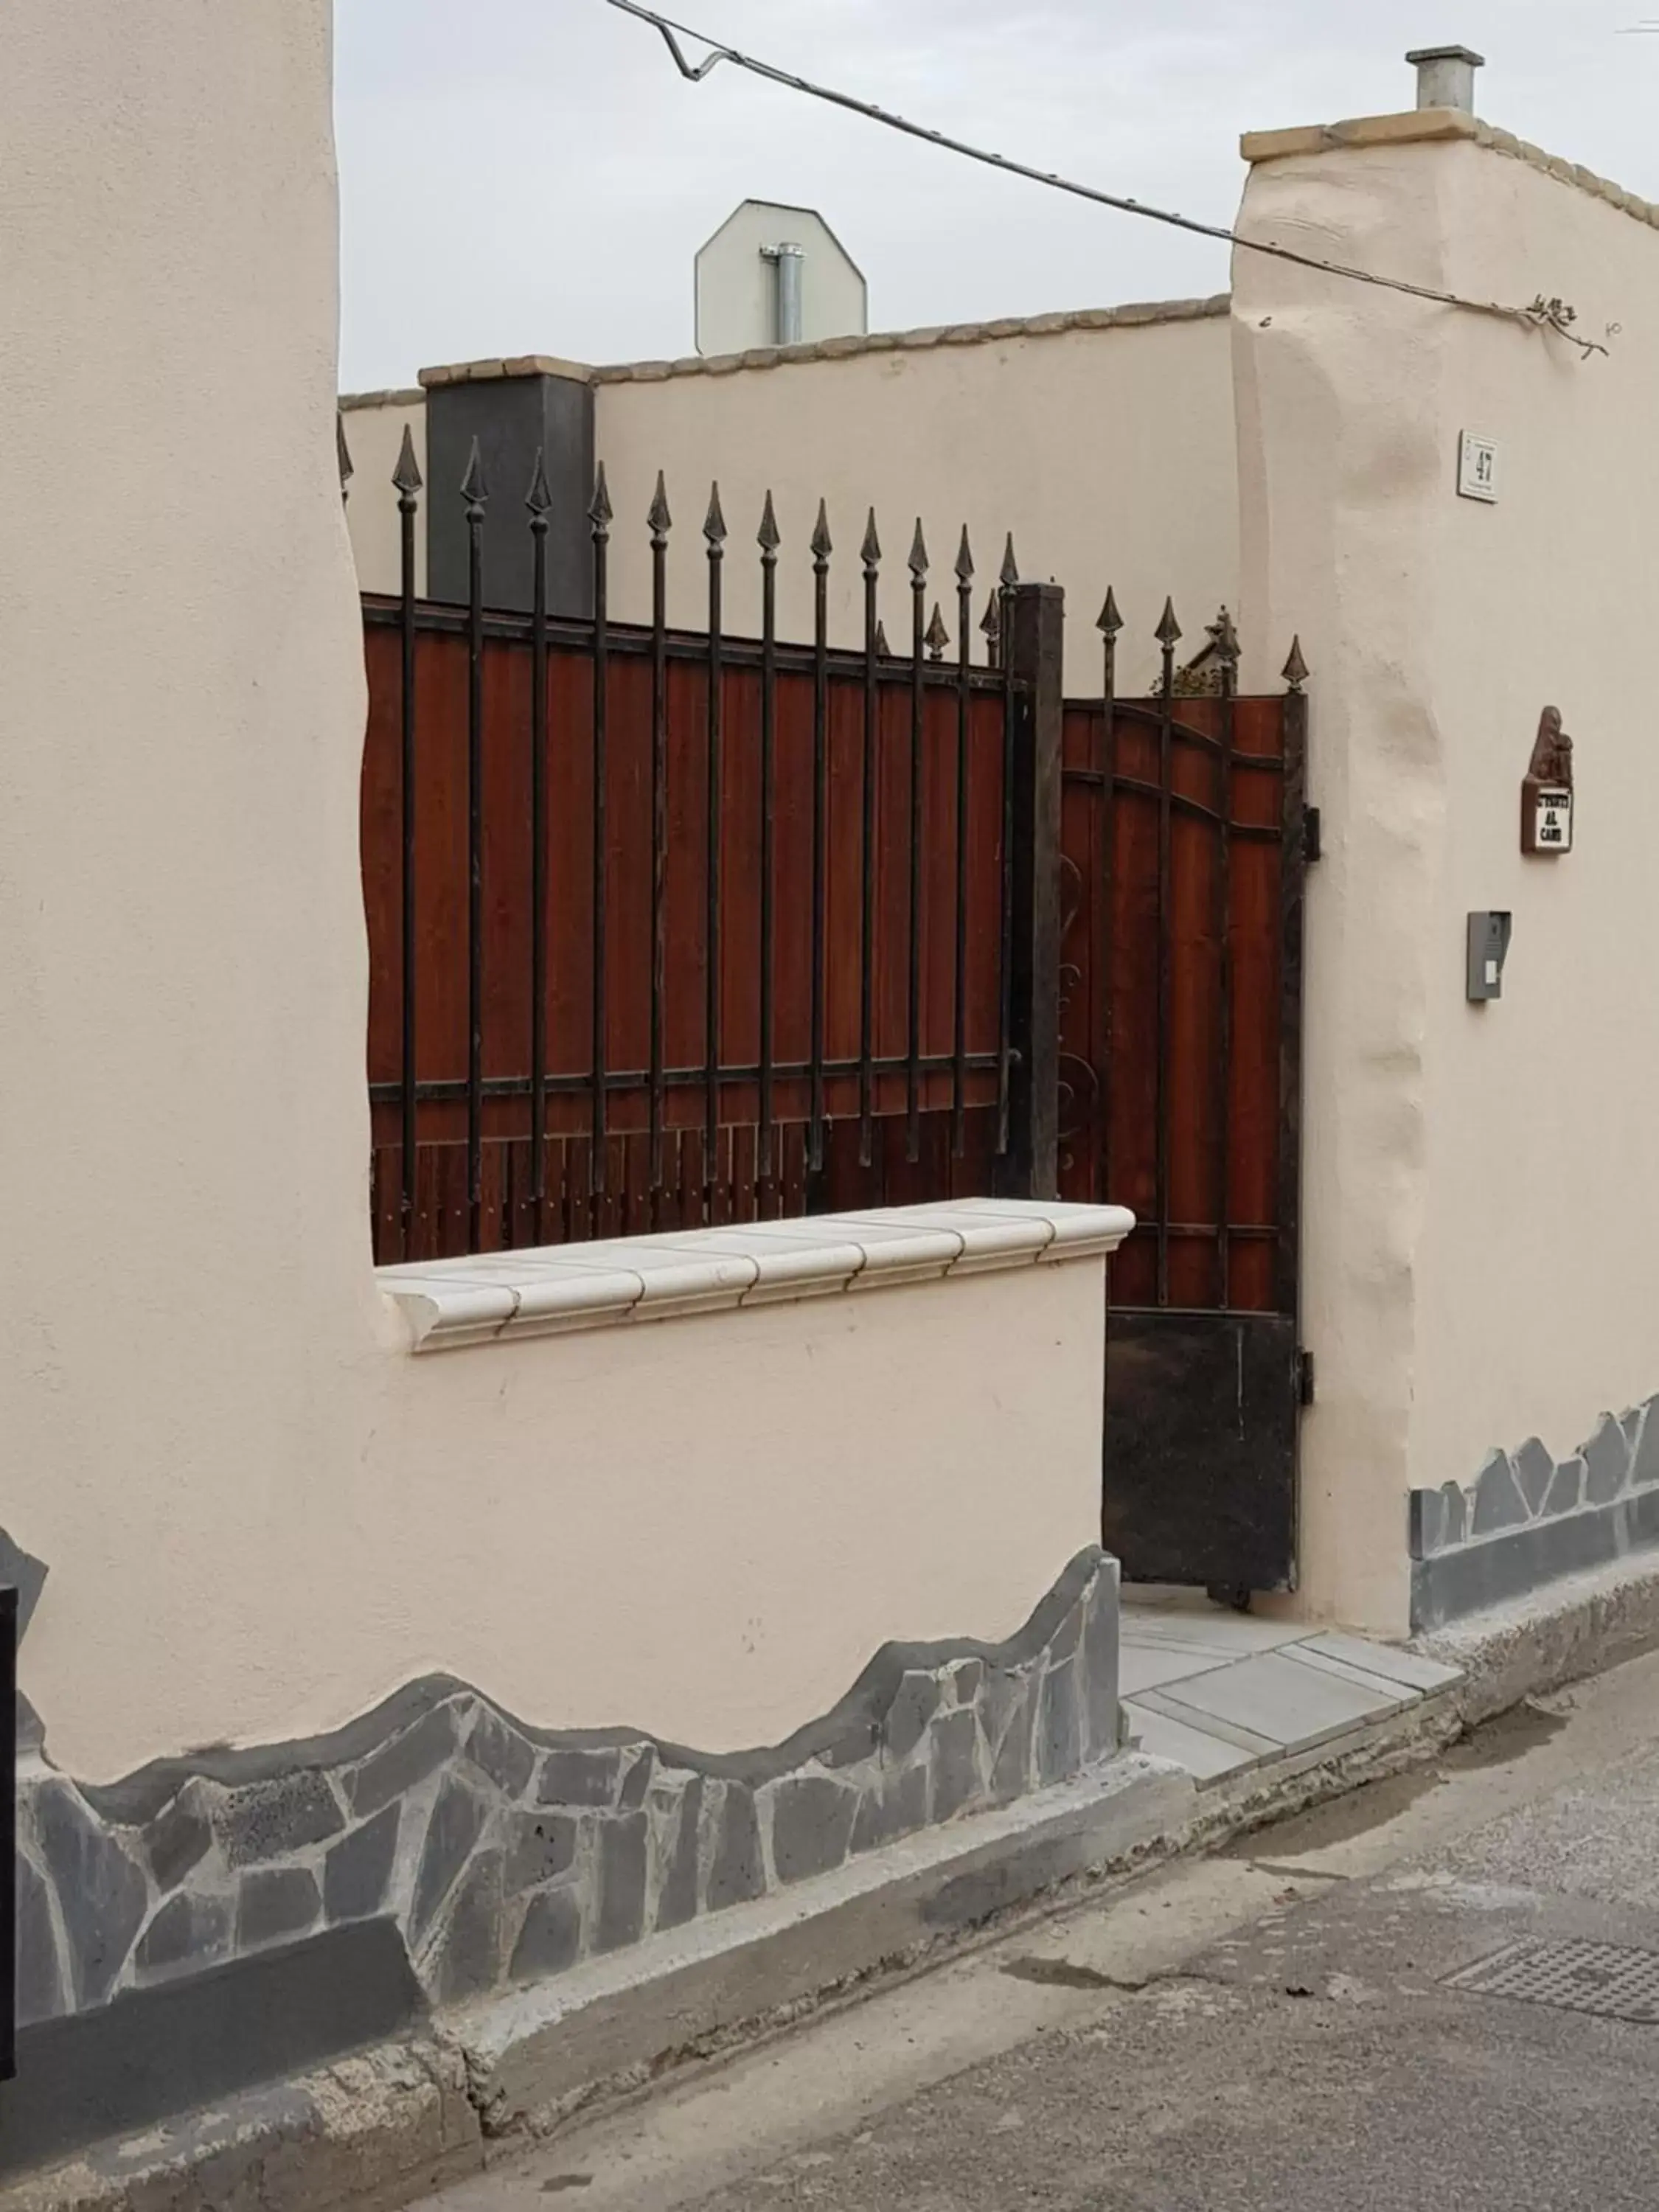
[434, 1644, 1659, 2211]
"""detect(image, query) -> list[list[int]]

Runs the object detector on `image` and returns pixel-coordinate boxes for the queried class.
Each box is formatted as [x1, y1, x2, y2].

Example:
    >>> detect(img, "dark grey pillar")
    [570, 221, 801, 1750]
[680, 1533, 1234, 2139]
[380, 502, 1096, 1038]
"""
[425, 371, 594, 616]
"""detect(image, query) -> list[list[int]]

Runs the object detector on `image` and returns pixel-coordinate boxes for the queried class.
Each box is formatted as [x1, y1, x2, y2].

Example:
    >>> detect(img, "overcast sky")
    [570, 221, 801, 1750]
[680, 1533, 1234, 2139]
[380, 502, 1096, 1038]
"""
[336, 1, 1659, 391]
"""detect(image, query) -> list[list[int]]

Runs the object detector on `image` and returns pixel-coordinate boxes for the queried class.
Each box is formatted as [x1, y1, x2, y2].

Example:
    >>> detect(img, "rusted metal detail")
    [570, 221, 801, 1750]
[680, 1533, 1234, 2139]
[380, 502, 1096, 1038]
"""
[1154, 598, 1180, 1307]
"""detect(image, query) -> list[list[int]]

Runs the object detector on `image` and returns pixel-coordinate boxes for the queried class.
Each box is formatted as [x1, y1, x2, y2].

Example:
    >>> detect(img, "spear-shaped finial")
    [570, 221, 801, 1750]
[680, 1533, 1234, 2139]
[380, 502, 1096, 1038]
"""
[392, 422, 423, 499]
[526, 447, 552, 518]
[860, 507, 881, 571]
[874, 619, 891, 657]
[703, 480, 727, 548]
[908, 518, 928, 581]
[955, 525, 975, 586]
[757, 489, 781, 558]
[925, 604, 950, 662]
[999, 534, 1019, 589]
[588, 462, 613, 538]
[1096, 587, 1123, 639]
[460, 436, 488, 514]
[1282, 636, 1310, 693]
[647, 469, 672, 543]
[1155, 596, 1183, 650]
[810, 498, 832, 566]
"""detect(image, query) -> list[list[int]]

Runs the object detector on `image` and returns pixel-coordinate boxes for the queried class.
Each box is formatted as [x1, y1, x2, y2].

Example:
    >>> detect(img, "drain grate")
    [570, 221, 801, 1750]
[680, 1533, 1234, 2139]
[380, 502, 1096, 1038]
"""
[1446, 1939, 1659, 2024]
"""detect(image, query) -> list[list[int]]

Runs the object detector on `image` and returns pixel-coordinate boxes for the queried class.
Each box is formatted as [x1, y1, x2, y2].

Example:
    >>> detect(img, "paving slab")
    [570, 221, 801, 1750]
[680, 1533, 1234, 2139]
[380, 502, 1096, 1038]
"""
[1150, 1648, 1406, 1752]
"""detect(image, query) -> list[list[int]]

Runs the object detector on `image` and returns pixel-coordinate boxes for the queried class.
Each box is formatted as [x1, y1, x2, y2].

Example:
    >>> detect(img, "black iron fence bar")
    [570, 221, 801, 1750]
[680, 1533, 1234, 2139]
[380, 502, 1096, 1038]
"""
[809, 503, 832, 1173]
[394, 429, 422, 1256]
[1097, 588, 1121, 1213]
[906, 521, 928, 1162]
[995, 536, 1018, 1157]
[858, 509, 880, 1169]
[758, 493, 780, 1186]
[648, 473, 672, 1196]
[590, 467, 613, 1203]
[1, 1584, 14, 2084]
[1213, 611, 1239, 1308]
[703, 486, 727, 1206]
[463, 439, 488, 1253]
[361, 597, 1009, 692]
[528, 452, 553, 1241]
[952, 529, 974, 1159]
[1276, 639, 1311, 1322]
[1153, 598, 1181, 1307]
[370, 1047, 1004, 1110]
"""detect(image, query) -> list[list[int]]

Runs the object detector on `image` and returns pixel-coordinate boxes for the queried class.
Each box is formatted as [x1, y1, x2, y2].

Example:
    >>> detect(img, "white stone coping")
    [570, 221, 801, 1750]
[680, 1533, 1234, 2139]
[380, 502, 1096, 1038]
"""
[379, 1199, 1135, 1353]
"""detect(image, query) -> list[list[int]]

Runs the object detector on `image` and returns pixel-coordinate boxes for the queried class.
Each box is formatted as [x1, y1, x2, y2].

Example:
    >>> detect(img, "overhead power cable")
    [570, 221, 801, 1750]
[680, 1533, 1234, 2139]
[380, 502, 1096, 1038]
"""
[605, 0, 1607, 359]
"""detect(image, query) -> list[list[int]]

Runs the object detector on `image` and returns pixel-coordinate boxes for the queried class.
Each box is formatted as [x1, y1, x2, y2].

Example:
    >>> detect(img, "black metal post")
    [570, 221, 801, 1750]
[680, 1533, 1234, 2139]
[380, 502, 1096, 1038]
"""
[1154, 598, 1182, 1306]
[953, 530, 974, 1159]
[859, 509, 881, 1170]
[905, 523, 928, 1163]
[704, 485, 728, 1212]
[527, 452, 552, 1243]
[1096, 588, 1121, 1209]
[463, 438, 488, 1253]
[1214, 608, 1239, 1308]
[589, 465, 613, 1208]
[809, 503, 832, 1175]
[648, 473, 672, 1200]
[994, 538, 1019, 1158]
[394, 428, 422, 1258]
[993, 579, 1065, 1201]
[758, 494, 780, 1190]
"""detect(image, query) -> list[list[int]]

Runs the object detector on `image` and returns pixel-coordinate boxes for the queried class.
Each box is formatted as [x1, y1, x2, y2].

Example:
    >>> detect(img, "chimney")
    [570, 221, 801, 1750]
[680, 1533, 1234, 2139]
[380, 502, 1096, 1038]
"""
[1405, 44, 1485, 114]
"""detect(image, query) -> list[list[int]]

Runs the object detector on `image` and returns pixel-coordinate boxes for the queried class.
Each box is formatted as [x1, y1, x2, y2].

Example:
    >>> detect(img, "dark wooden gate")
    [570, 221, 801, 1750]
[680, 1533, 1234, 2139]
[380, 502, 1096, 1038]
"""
[1057, 616, 1310, 1593]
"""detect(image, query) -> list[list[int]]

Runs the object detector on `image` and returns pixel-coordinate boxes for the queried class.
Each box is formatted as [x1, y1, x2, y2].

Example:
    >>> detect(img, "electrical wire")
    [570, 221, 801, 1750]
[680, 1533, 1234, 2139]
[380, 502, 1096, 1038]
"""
[605, 0, 1607, 358]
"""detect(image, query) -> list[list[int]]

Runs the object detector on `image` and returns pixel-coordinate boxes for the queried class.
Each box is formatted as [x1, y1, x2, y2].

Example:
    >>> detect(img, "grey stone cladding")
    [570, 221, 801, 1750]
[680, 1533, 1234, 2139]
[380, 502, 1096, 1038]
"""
[13, 1546, 1121, 2030]
[1409, 1392, 1659, 1631]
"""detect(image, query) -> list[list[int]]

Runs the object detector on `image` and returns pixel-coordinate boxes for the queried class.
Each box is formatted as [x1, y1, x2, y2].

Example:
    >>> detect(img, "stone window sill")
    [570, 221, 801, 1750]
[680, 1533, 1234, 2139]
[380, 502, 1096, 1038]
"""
[379, 1200, 1135, 1352]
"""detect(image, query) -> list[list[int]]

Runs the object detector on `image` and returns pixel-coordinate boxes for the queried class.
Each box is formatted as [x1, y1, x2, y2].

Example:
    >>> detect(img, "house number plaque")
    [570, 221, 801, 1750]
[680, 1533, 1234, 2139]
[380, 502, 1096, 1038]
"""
[1521, 706, 1573, 857]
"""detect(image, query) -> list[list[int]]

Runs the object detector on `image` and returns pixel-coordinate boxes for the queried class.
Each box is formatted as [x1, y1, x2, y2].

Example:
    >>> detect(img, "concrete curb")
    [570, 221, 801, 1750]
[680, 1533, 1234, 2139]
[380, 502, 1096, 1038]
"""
[1418, 1547, 1659, 1726]
[458, 1753, 1192, 2139]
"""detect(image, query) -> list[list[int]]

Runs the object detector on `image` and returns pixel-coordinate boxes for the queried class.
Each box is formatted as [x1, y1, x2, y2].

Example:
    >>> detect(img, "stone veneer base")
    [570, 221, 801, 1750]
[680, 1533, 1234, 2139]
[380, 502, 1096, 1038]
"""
[3, 1548, 1121, 2180]
[1409, 1391, 1659, 1632]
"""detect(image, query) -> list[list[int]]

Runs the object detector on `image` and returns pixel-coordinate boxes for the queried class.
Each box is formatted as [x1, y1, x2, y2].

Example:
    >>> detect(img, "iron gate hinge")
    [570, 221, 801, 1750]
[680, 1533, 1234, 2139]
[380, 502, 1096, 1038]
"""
[1297, 1348, 1316, 1408]
[1304, 806, 1323, 865]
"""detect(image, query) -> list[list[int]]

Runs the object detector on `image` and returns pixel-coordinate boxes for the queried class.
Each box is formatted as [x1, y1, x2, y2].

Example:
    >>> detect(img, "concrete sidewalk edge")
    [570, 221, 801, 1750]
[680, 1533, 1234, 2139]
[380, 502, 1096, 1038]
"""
[1419, 1547, 1659, 1725]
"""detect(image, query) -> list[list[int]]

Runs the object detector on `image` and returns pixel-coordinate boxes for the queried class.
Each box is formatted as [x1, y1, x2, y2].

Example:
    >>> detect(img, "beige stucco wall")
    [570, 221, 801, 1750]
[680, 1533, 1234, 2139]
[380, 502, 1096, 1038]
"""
[341, 388, 427, 595]
[344, 304, 1242, 695]
[597, 309, 1239, 694]
[1234, 115, 1659, 1634]
[1, 4, 1107, 1784]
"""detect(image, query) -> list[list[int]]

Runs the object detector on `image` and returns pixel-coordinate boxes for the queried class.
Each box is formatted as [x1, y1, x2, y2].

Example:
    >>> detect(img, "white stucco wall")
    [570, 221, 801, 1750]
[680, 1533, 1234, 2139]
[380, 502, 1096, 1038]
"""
[1, 4, 1109, 1784]
[1234, 114, 1659, 1633]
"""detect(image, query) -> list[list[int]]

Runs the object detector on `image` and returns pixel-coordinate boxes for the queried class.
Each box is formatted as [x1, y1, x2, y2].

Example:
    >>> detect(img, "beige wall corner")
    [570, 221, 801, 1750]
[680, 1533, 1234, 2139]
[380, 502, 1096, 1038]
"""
[1232, 122, 1659, 1635]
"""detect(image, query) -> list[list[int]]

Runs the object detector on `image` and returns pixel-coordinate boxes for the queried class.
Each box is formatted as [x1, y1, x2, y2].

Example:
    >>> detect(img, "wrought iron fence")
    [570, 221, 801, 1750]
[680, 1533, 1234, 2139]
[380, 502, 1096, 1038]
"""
[349, 422, 1053, 1262]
